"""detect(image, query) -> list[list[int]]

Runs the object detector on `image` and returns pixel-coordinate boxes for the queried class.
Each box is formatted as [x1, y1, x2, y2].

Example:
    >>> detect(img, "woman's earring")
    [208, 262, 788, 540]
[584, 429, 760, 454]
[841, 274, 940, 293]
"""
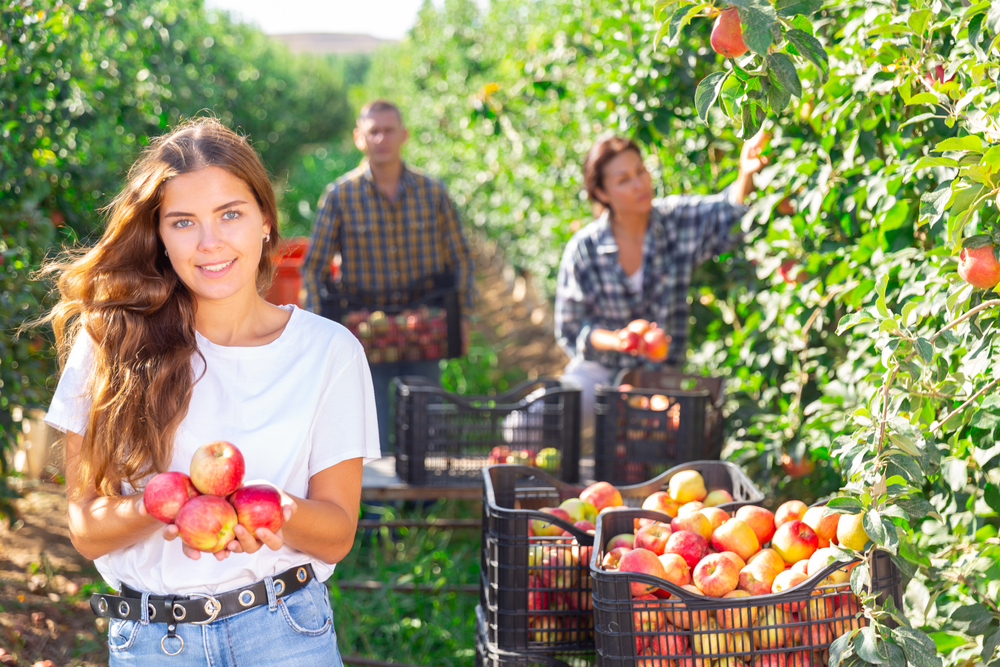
[264, 233, 270, 243]
[164, 249, 169, 257]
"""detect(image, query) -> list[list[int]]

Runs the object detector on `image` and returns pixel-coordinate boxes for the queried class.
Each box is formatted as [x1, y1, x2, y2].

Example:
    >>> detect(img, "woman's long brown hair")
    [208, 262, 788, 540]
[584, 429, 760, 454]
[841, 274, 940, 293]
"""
[42, 117, 281, 497]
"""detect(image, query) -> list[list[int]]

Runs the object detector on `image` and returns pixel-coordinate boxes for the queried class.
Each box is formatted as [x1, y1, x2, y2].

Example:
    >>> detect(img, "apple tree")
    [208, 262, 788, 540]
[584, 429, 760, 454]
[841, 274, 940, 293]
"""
[657, 0, 1000, 664]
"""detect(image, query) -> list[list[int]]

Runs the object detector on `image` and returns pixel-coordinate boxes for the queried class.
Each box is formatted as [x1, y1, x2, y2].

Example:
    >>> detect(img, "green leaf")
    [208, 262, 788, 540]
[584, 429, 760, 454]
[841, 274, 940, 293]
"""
[863, 509, 888, 546]
[667, 3, 708, 44]
[767, 52, 802, 98]
[983, 630, 1000, 664]
[906, 92, 940, 106]
[920, 186, 951, 223]
[953, 603, 993, 636]
[915, 337, 934, 363]
[837, 310, 874, 335]
[900, 112, 945, 129]
[963, 233, 994, 249]
[854, 626, 884, 664]
[736, 3, 777, 56]
[942, 457, 968, 492]
[775, 0, 823, 17]
[929, 632, 969, 653]
[740, 99, 766, 140]
[985, 483, 1000, 514]
[851, 560, 871, 596]
[893, 627, 943, 667]
[935, 135, 987, 153]
[827, 496, 863, 513]
[830, 631, 853, 667]
[695, 71, 728, 124]
[897, 496, 939, 521]
[912, 156, 960, 170]
[785, 28, 829, 82]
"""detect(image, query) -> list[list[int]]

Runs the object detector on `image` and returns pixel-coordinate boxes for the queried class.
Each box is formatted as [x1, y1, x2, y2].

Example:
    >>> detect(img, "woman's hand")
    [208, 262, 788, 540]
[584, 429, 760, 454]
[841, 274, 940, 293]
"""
[223, 482, 298, 556]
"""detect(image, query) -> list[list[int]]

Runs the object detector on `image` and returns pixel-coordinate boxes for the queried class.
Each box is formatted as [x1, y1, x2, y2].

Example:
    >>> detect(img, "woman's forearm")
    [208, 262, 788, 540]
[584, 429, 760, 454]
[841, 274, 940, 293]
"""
[68, 494, 162, 561]
[281, 496, 357, 564]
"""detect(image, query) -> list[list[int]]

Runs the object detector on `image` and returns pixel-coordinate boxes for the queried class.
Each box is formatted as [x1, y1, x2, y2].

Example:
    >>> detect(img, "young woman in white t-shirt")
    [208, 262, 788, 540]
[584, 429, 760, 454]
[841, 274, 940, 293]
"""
[42, 117, 379, 665]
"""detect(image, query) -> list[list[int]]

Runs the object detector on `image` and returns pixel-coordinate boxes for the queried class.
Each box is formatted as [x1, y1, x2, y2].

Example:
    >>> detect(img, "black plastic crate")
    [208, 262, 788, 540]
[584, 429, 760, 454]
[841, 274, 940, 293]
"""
[594, 370, 726, 485]
[480, 462, 763, 654]
[590, 508, 902, 667]
[320, 271, 461, 364]
[475, 606, 595, 667]
[394, 377, 582, 486]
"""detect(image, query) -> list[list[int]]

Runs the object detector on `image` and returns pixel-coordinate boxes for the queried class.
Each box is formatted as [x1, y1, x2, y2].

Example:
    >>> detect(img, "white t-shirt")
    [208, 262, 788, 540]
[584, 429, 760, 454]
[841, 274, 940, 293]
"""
[44, 305, 381, 595]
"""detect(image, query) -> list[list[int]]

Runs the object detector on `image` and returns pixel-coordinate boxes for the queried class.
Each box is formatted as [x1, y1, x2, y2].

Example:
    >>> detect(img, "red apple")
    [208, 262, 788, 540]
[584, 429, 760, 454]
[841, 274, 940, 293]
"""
[710, 7, 748, 58]
[753, 606, 789, 649]
[487, 445, 511, 465]
[643, 327, 669, 363]
[958, 244, 1000, 289]
[717, 589, 757, 630]
[143, 471, 200, 523]
[602, 546, 632, 570]
[738, 559, 779, 596]
[527, 575, 548, 612]
[772, 520, 819, 564]
[703, 489, 734, 507]
[692, 553, 740, 597]
[666, 584, 711, 629]
[790, 559, 810, 575]
[736, 505, 776, 544]
[174, 495, 238, 553]
[607, 533, 636, 551]
[635, 522, 673, 556]
[618, 329, 643, 353]
[700, 507, 730, 533]
[643, 491, 681, 518]
[748, 548, 786, 574]
[717, 550, 746, 570]
[189, 441, 245, 496]
[559, 497, 597, 524]
[531, 507, 573, 537]
[802, 506, 839, 545]
[669, 470, 707, 504]
[670, 512, 713, 541]
[573, 520, 596, 534]
[633, 593, 667, 632]
[643, 631, 690, 663]
[710, 518, 760, 562]
[579, 481, 623, 512]
[774, 500, 808, 529]
[228, 484, 283, 534]
[657, 553, 692, 587]
[627, 319, 652, 336]
[677, 501, 706, 516]
[771, 570, 809, 612]
[663, 530, 709, 569]
[618, 548, 667, 597]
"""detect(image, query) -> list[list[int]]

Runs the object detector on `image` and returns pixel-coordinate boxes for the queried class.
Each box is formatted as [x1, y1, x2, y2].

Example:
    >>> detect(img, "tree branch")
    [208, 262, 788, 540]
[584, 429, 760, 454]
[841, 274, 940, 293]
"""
[931, 376, 1000, 431]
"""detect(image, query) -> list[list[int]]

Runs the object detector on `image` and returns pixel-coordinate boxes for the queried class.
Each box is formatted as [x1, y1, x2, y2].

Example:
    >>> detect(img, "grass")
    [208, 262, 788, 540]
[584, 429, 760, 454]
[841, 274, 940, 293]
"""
[329, 499, 482, 666]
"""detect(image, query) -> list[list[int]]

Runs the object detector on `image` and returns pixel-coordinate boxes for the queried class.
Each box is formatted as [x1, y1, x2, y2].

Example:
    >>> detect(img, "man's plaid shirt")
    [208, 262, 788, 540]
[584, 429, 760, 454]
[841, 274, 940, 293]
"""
[555, 189, 746, 370]
[302, 162, 474, 313]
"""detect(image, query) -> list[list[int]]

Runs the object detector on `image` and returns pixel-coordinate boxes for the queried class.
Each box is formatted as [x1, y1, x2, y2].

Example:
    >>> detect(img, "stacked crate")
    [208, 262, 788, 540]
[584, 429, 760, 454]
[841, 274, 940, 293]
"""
[478, 462, 763, 663]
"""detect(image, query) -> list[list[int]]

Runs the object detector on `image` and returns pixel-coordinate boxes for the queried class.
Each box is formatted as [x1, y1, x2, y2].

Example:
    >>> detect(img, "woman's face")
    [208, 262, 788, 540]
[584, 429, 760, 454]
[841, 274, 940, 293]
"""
[158, 166, 270, 308]
[595, 149, 654, 219]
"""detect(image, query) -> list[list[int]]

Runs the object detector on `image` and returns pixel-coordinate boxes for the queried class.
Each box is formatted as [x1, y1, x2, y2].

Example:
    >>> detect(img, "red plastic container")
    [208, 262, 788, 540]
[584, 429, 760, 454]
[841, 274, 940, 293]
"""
[264, 238, 309, 307]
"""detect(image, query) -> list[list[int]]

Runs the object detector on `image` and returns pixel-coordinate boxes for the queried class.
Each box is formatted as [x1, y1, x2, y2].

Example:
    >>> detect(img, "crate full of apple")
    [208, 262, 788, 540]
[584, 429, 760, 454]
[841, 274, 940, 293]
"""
[341, 305, 450, 364]
[142, 441, 282, 553]
[588, 483, 902, 667]
[595, 366, 726, 485]
[480, 462, 763, 654]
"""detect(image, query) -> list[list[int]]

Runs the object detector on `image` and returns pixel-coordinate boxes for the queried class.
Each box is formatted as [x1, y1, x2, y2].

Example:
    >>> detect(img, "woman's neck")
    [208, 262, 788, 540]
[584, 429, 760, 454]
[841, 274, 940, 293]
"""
[610, 209, 649, 243]
[195, 294, 287, 347]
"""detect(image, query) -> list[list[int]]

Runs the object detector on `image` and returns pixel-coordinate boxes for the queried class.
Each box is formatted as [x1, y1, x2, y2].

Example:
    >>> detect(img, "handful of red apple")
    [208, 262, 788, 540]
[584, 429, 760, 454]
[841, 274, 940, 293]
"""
[143, 441, 284, 553]
[598, 470, 872, 661]
[617, 319, 670, 363]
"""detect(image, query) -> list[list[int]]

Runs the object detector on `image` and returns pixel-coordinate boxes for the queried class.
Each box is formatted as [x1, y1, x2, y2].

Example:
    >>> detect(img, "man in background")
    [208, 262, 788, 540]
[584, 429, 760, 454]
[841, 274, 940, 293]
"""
[302, 100, 474, 454]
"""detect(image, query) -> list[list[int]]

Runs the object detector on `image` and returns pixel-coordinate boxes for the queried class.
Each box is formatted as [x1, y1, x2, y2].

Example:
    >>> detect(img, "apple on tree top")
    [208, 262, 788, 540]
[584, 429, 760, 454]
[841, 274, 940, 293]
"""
[710, 7, 748, 59]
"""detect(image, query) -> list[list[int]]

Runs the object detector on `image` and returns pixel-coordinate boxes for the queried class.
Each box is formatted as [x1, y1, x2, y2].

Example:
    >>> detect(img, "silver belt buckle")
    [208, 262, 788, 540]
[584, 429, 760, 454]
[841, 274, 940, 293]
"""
[188, 593, 222, 625]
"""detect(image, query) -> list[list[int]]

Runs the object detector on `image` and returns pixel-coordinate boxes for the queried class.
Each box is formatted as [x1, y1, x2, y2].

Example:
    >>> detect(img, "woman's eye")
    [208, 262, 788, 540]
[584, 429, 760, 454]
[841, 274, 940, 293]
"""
[173, 219, 193, 229]
[222, 210, 241, 220]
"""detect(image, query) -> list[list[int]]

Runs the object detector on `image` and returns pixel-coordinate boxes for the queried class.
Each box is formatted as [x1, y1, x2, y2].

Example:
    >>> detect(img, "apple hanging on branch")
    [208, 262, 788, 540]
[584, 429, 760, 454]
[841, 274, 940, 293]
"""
[957, 235, 1000, 290]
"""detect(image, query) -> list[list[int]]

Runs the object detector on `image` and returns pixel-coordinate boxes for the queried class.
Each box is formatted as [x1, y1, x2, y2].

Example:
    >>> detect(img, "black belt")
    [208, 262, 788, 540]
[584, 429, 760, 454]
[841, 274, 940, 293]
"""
[90, 563, 315, 625]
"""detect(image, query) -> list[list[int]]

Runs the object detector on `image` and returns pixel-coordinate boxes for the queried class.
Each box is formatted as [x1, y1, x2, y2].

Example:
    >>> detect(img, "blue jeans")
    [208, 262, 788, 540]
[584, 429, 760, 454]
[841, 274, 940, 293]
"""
[369, 359, 441, 455]
[106, 577, 343, 666]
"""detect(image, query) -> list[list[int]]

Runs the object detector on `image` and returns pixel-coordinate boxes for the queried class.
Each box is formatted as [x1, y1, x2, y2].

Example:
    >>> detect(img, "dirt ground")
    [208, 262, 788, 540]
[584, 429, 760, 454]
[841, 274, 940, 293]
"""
[0, 236, 566, 666]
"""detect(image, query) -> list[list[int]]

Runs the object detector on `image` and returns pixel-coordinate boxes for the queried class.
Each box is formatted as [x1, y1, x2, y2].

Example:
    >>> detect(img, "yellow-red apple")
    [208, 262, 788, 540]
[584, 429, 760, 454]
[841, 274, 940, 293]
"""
[718, 551, 746, 571]
[753, 606, 789, 649]
[664, 531, 709, 568]
[774, 500, 808, 529]
[607, 533, 636, 551]
[710, 7, 748, 58]
[772, 520, 818, 564]
[678, 501, 706, 516]
[703, 489, 734, 507]
[602, 546, 631, 570]
[619, 548, 667, 596]
[643, 491, 681, 518]
[657, 553, 692, 587]
[580, 481, 623, 512]
[560, 497, 597, 524]
[710, 518, 760, 562]
[717, 589, 757, 630]
[772, 570, 809, 613]
[671, 512, 713, 541]
[531, 507, 572, 537]
[836, 513, 870, 551]
[228, 484, 283, 534]
[666, 585, 711, 629]
[669, 470, 707, 504]
[635, 522, 673, 556]
[958, 244, 1000, 289]
[736, 505, 776, 545]
[174, 495, 238, 552]
[700, 507, 730, 532]
[748, 548, 785, 574]
[693, 553, 740, 597]
[802, 506, 839, 545]
[738, 560, 778, 596]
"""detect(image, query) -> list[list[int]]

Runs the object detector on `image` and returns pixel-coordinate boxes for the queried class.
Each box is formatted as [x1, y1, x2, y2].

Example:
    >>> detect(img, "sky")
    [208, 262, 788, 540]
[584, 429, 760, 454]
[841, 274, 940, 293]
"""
[202, 0, 437, 40]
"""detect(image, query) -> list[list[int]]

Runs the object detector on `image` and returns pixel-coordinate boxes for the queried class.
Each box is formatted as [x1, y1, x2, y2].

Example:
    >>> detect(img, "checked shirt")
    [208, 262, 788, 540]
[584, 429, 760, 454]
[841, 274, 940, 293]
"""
[555, 189, 746, 370]
[302, 161, 474, 313]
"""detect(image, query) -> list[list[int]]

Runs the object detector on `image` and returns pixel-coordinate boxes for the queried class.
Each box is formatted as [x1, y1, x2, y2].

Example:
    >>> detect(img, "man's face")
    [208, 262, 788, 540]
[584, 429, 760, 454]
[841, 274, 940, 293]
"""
[354, 110, 408, 166]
